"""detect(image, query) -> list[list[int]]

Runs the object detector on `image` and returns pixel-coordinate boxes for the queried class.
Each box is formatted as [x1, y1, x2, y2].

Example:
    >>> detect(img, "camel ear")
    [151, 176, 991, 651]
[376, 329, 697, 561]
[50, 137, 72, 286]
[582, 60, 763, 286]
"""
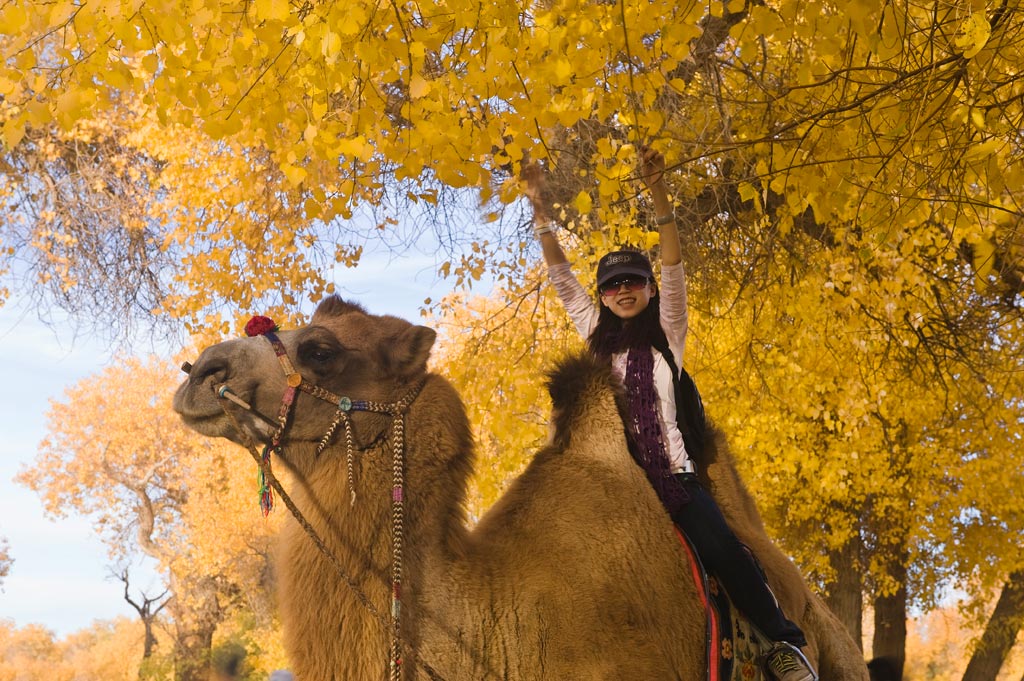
[383, 325, 436, 377]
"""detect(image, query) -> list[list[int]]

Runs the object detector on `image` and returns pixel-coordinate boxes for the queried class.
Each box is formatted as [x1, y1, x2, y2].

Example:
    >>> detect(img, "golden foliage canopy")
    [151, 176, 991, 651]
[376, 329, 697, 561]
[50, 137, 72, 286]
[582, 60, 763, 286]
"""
[0, 0, 1021, 336]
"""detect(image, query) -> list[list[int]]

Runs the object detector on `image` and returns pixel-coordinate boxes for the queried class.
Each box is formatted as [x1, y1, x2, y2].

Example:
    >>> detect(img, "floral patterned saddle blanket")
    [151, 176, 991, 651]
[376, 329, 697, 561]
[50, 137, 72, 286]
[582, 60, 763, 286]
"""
[674, 527, 773, 681]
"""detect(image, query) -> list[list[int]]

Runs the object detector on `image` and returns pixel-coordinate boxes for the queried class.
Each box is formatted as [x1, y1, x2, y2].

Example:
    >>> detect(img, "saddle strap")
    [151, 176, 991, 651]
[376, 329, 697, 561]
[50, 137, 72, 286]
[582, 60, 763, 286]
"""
[675, 526, 722, 681]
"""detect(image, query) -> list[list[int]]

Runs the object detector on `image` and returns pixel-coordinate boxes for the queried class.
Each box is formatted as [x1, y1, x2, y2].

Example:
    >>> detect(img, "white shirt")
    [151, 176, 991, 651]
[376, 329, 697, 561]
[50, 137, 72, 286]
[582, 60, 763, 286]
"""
[548, 261, 694, 471]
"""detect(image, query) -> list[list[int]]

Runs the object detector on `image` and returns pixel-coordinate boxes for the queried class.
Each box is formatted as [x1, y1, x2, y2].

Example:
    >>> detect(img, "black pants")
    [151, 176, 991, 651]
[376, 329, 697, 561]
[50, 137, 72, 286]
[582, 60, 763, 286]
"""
[669, 474, 807, 647]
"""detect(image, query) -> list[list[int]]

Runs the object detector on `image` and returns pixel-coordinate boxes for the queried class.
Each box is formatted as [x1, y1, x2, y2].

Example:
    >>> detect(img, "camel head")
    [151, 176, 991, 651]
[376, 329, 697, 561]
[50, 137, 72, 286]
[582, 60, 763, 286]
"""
[173, 296, 437, 472]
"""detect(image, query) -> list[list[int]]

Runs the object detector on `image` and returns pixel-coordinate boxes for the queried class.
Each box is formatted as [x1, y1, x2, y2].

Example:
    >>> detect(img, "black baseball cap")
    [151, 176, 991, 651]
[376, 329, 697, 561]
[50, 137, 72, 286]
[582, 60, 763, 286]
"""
[596, 250, 653, 287]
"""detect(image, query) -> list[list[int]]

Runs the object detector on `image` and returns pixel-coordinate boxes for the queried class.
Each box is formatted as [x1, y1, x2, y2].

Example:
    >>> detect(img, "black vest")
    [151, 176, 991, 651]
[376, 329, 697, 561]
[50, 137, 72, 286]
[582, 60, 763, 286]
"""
[655, 341, 709, 467]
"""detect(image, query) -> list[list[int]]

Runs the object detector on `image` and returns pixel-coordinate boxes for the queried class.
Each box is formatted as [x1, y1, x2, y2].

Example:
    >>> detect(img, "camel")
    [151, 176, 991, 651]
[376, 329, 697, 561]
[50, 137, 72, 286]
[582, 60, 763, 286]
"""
[173, 296, 869, 680]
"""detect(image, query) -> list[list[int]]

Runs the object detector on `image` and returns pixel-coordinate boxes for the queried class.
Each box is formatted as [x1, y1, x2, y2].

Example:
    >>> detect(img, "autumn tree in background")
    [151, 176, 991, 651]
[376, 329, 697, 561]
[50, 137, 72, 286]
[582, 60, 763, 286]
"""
[61, 618, 152, 681]
[428, 266, 583, 515]
[16, 357, 283, 681]
[117, 568, 170, 667]
[0, 616, 183, 681]
[0, 620, 77, 681]
[4, 0, 1024, 674]
[0, 537, 10, 588]
[0, 101, 365, 344]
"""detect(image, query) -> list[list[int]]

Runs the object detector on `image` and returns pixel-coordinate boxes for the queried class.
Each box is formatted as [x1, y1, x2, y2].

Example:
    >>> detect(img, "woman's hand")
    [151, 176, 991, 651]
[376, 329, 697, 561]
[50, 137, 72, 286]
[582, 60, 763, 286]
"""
[520, 161, 549, 220]
[639, 146, 667, 191]
[521, 160, 567, 265]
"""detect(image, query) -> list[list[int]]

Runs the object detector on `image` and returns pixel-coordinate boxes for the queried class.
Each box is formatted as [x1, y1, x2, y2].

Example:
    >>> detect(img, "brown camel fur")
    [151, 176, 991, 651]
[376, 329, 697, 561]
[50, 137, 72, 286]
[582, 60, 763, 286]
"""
[173, 296, 868, 680]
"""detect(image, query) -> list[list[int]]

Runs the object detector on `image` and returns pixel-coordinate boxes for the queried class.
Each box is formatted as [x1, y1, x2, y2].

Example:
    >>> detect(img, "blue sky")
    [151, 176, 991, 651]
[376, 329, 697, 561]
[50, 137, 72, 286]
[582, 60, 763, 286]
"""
[0, 247, 458, 637]
[0, 301, 141, 636]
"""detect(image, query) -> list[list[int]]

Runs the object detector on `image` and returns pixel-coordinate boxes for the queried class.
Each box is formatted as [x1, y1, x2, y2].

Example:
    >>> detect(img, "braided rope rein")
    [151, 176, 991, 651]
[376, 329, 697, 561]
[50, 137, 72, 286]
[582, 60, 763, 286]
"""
[303, 379, 423, 678]
[213, 329, 428, 681]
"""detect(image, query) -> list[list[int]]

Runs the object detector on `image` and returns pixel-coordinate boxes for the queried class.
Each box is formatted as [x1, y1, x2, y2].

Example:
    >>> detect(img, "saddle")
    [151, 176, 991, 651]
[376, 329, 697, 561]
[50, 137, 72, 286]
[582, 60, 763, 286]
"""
[674, 527, 773, 681]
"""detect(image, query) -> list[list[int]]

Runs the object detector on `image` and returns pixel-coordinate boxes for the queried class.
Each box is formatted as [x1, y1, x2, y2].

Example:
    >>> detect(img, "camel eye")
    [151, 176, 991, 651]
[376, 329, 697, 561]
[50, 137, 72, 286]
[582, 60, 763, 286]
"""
[310, 348, 334, 363]
[298, 342, 342, 369]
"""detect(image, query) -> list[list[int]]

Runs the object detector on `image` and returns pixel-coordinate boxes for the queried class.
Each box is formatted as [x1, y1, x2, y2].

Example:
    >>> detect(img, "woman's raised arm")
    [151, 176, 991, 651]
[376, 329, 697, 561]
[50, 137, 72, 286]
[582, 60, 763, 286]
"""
[639, 147, 681, 268]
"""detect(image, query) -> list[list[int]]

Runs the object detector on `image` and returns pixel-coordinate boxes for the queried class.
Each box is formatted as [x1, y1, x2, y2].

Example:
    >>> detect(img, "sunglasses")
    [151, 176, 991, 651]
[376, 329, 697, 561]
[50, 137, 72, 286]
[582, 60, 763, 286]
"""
[599, 276, 650, 297]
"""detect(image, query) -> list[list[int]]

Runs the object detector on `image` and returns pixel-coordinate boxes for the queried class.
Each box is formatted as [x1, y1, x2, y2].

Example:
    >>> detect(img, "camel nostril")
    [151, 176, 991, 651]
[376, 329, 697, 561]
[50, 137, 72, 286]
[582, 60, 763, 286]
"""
[189, 357, 230, 387]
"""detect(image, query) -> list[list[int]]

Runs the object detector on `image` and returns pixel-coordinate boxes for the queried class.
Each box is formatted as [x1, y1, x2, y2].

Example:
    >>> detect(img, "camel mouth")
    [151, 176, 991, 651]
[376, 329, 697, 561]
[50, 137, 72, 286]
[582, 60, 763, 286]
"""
[174, 385, 229, 433]
[174, 381, 220, 418]
[174, 382, 269, 443]
[178, 410, 232, 437]
[176, 401, 274, 445]
[172, 382, 237, 436]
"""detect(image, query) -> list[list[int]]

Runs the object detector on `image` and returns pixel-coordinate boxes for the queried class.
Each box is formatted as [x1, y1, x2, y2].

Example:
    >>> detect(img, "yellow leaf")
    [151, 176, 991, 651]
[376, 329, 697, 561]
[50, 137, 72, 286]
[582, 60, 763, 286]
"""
[747, 6, 785, 37]
[336, 135, 373, 160]
[54, 89, 86, 130]
[142, 53, 160, 76]
[0, 2, 27, 32]
[281, 162, 307, 186]
[963, 139, 1000, 161]
[0, 72, 16, 96]
[2, 117, 26, 149]
[15, 49, 36, 72]
[738, 181, 758, 202]
[337, 9, 364, 35]
[637, 110, 665, 136]
[322, 30, 341, 59]
[254, 0, 290, 22]
[49, 0, 75, 28]
[973, 238, 996, 292]
[777, 212, 794, 236]
[955, 12, 991, 59]
[574, 191, 593, 214]
[409, 73, 429, 99]
[202, 114, 242, 138]
[552, 58, 572, 84]
[304, 198, 321, 219]
[739, 181, 764, 213]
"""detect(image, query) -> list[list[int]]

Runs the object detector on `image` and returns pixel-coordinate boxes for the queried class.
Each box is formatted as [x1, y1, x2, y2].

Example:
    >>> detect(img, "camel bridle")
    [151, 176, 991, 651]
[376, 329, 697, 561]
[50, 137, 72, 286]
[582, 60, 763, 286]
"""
[193, 329, 428, 681]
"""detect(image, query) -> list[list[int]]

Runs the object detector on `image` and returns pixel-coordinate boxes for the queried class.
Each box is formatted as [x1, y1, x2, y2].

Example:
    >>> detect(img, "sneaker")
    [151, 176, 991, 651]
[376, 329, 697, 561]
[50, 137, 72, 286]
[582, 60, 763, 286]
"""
[765, 642, 818, 681]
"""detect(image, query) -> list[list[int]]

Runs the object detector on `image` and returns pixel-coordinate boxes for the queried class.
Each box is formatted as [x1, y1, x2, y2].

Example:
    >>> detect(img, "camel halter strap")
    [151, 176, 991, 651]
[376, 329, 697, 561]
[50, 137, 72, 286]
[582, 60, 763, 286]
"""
[205, 318, 427, 681]
[258, 329, 424, 680]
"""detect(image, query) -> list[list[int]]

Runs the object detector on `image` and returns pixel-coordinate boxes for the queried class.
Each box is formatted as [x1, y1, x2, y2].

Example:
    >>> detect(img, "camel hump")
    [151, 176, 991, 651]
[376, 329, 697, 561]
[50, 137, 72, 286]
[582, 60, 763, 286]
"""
[546, 352, 630, 450]
[546, 352, 619, 410]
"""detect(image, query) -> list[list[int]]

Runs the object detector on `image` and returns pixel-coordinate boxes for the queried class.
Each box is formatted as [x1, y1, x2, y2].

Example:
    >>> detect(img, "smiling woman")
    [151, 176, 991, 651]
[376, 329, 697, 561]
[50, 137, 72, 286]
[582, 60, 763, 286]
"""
[596, 253, 656, 320]
[522, 148, 820, 680]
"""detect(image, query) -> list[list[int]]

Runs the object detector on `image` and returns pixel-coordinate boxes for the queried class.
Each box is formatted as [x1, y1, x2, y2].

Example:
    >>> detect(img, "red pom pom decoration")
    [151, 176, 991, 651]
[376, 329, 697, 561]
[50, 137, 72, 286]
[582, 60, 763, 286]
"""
[244, 315, 279, 337]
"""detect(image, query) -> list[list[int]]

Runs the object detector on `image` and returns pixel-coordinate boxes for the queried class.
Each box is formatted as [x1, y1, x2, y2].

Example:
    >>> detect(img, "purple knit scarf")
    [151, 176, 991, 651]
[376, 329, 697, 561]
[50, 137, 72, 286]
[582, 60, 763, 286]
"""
[624, 346, 690, 512]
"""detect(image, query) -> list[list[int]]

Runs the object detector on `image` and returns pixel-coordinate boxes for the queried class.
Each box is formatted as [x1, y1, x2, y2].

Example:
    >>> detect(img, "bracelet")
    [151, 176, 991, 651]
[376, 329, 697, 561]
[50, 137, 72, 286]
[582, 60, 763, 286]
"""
[533, 220, 558, 238]
[654, 212, 676, 226]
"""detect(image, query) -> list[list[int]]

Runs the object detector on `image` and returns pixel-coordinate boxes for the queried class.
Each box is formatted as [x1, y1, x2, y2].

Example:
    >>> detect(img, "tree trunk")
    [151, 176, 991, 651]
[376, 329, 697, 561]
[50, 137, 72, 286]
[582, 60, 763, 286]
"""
[872, 561, 907, 681]
[825, 532, 864, 648]
[118, 568, 169, 675]
[174, 625, 216, 681]
[961, 570, 1024, 681]
[169, 575, 224, 681]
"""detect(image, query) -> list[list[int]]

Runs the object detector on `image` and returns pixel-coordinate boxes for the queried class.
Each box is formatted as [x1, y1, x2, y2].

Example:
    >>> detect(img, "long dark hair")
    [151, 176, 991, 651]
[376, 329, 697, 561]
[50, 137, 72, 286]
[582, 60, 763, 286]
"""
[587, 284, 710, 466]
[587, 285, 673, 360]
